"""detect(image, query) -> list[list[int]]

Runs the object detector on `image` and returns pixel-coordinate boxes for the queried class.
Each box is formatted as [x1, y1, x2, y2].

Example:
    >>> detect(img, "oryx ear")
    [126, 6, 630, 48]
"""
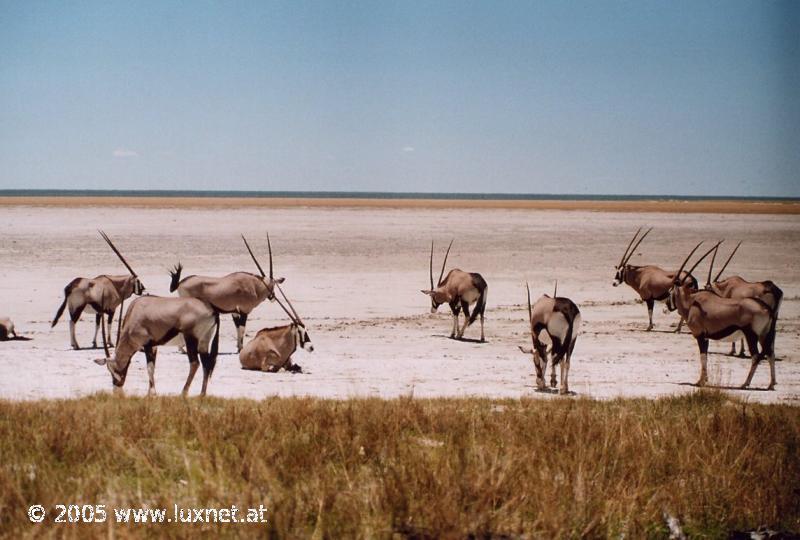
[276, 277, 285, 284]
[518, 346, 533, 355]
[94, 357, 108, 366]
[421, 289, 434, 296]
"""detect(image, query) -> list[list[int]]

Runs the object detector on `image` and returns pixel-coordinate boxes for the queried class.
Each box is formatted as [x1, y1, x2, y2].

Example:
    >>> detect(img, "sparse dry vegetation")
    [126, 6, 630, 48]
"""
[1, 391, 799, 538]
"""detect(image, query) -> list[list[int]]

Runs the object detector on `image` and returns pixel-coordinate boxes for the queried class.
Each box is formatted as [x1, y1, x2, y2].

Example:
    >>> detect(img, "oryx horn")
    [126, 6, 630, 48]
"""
[429, 241, 435, 290]
[98, 230, 138, 277]
[526, 282, 535, 350]
[267, 232, 273, 280]
[438, 239, 454, 286]
[241, 235, 266, 278]
[275, 282, 303, 325]
[674, 241, 705, 282]
[685, 240, 723, 280]
[622, 227, 652, 267]
[553, 280, 558, 297]
[618, 227, 642, 268]
[713, 241, 742, 283]
[706, 242, 722, 287]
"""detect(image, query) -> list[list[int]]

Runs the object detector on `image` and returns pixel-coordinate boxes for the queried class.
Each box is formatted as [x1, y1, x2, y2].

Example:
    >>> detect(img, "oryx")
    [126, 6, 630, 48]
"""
[704, 242, 783, 357]
[239, 284, 314, 373]
[51, 231, 145, 353]
[420, 240, 488, 342]
[1, 317, 18, 341]
[665, 242, 777, 390]
[169, 234, 285, 352]
[518, 283, 581, 394]
[612, 227, 696, 332]
[94, 296, 220, 396]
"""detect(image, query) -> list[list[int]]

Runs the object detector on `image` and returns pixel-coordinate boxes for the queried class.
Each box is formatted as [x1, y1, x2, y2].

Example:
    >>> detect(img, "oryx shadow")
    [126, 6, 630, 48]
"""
[675, 382, 774, 392]
[525, 385, 577, 396]
[430, 334, 488, 344]
[625, 328, 684, 335]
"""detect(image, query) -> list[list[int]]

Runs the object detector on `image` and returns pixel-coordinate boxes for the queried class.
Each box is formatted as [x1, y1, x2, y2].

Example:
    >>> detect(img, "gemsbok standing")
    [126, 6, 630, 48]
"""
[704, 242, 783, 357]
[612, 227, 696, 332]
[94, 296, 220, 396]
[665, 242, 777, 390]
[518, 283, 581, 394]
[421, 240, 488, 342]
[169, 234, 284, 352]
[52, 231, 145, 353]
[239, 284, 314, 373]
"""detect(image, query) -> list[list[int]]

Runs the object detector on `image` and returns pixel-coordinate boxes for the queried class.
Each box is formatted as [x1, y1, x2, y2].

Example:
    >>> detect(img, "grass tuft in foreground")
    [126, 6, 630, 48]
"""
[1, 391, 799, 538]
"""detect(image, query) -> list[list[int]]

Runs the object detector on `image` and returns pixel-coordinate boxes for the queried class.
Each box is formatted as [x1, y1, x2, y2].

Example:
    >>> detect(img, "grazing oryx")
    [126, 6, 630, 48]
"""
[169, 235, 284, 352]
[239, 284, 313, 373]
[421, 240, 488, 342]
[52, 231, 145, 354]
[94, 296, 220, 396]
[518, 283, 581, 394]
[704, 242, 783, 357]
[612, 227, 696, 332]
[1, 317, 18, 340]
[665, 242, 777, 390]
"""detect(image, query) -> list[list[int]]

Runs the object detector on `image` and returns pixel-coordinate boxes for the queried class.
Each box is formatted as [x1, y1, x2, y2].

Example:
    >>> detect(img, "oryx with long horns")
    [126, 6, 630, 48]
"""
[169, 234, 285, 352]
[704, 242, 783, 357]
[94, 296, 220, 396]
[612, 227, 696, 332]
[518, 283, 581, 394]
[421, 240, 488, 342]
[665, 242, 777, 389]
[52, 231, 145, 353]
[239, 284, 314, 373]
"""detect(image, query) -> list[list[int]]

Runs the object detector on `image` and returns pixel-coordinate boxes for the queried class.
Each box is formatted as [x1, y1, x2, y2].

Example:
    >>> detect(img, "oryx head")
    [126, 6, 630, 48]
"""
[93, 355, 130, 388]
[99, 230, 146, 295]
[274, 283, 314, 353]
[242, 233, 285, 300]
[666, 241, 720, 311]
[705, 241, 741, 289]
[613, 227, 651, 286]
[421, 239, 453, 313]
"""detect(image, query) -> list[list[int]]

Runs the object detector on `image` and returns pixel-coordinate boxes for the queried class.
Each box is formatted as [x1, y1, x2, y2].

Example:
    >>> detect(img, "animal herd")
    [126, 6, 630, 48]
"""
[0, 228, 784, 397]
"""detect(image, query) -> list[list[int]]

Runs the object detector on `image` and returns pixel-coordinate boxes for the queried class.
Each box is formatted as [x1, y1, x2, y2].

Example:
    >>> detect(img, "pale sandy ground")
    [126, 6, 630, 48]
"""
[0, 203, 798, 403]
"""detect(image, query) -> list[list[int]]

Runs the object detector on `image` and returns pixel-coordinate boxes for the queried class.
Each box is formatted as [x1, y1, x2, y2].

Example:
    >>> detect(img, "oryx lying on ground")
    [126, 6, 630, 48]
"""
[52, 231, 145, 353]
[239, 284, 313, 372]
[421, 240, 488, 342]
[1, 317, 19, 340]
[704, 242, 783, 357]
[612, 227, 696, 332]
[666, 242, 777, 390]
[169, 234, 284, 352]
[518, 283, 581, 394]
[94, 296, 220, 396]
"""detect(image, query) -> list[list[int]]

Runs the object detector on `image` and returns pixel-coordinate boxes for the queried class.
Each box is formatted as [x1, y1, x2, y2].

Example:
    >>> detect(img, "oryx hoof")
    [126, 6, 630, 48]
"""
[739, 383, 749, 390]
[738, 352, 747, 358]
[696, 379, 707, 387]
[646, 326, 653, 332]
[559, 388, 569, 396]
[672, 327, 681, 334]
[767, 384, 775, 391]
[71, 344, 80, 350]
[92, 342, 98, 348]
[550, 379, 557, 389]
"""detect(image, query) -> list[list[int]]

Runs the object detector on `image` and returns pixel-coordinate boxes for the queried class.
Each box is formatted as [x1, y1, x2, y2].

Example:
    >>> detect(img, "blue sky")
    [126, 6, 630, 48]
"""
[1, 1, 797, 196]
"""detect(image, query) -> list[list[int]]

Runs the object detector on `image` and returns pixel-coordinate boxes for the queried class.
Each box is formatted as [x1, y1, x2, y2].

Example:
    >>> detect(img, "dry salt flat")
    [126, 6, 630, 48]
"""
[0, 202, 798, 403]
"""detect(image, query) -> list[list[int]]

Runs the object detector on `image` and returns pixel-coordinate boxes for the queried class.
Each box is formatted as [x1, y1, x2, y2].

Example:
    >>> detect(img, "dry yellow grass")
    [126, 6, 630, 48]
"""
[0, 392, 798, 538]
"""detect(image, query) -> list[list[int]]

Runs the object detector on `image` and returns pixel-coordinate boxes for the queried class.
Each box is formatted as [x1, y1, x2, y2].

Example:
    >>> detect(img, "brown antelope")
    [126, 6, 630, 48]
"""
[239, 284, 313, 372]
[52, 231, 145, 353]
[93, 296, 220, 396]
[612, 227, 696, 332]
[421, 240, 488, 342]
[704, 242, 783, 356]
[518, 283, 581, 394]
[665, 242, 777, 390]
[169, 234, 284, 352]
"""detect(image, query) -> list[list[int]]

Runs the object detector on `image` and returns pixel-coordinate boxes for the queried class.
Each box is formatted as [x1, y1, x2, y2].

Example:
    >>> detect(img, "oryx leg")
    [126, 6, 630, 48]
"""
[68, 304, 85, 349]
[729, 342, 737, 356]
[479, 310, 485, 342]
[107, 311, 115, 348]
[674, 315, 684, 333]
[232, 313, 248, 352]
[645, 298, 654, 331]
[144, 344, 157, 396]
[457, 300, 471, 339]
[182, 336, 200, 396]
[92, 313, 102, 348]
[738, 338, 746, 358]
[449, 303, 460, 339]
[100, 315, 110, 359]
[695, 336, 709, 386]
[560, 338, 577, 395]
[199, 348, 217, 397]
[741, 331, 762, 389]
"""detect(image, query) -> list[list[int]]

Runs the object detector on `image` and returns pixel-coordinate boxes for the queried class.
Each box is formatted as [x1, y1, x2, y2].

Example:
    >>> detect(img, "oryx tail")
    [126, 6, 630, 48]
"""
[51, 277, 81, 327]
